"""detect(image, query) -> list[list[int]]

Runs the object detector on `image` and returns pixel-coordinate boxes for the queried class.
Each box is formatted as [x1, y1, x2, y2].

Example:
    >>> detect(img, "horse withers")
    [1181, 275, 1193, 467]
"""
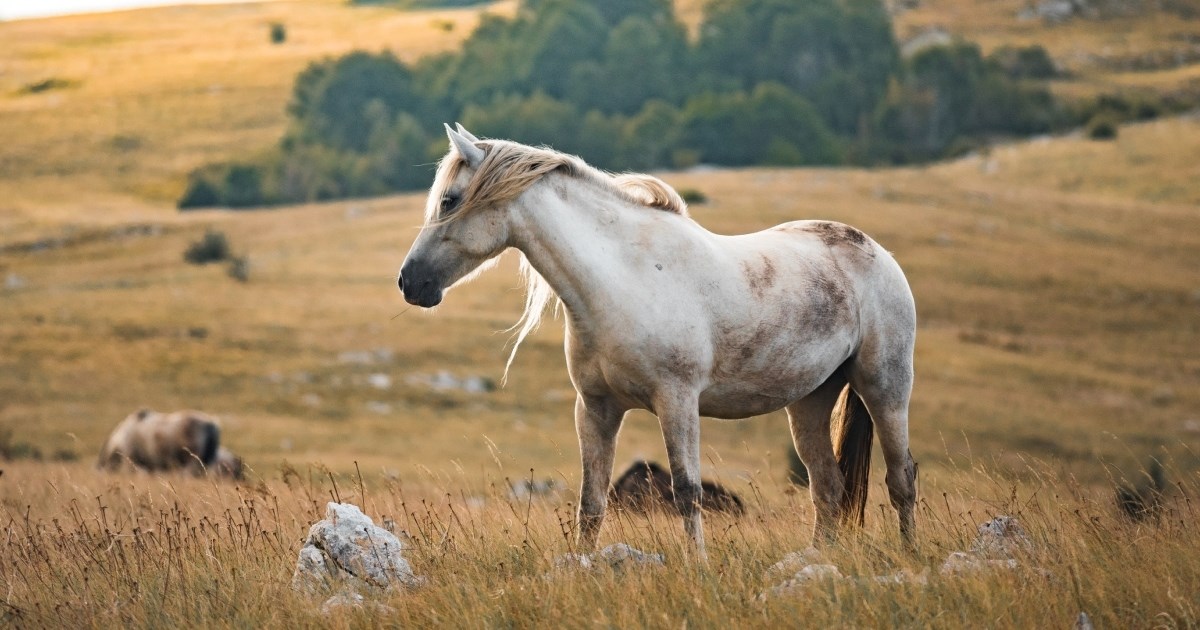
[397, 124, 918, 558]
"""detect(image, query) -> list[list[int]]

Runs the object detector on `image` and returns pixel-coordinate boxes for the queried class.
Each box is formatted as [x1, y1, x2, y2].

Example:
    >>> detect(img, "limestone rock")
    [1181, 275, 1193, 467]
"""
[764, 547, 826, 580]
[939, 551, 1018, 576]
[548, 543, 664, 577]
[971, 515, 1033, 559]
[292, 502, 423, 596]
[596, 543, 665, 569]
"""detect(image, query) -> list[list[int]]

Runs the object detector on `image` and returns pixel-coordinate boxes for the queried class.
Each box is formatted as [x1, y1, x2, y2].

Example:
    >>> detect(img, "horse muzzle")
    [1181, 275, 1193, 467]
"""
[398, 260, 444, 308]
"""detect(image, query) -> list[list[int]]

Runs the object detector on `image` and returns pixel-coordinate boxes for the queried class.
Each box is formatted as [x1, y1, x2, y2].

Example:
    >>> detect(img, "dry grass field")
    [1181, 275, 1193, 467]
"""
[2, 0, 1200, 627]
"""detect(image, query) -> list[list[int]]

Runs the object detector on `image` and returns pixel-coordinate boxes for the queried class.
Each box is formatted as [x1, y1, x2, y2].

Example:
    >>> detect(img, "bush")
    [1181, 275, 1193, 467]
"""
[0, 428, 42, 461]
[179, 0, 1067, 208]
[989, 45, 1057, 79]
[184, 230, 232, 265]
[678, 188, 708, 204]
[680, 83, 843, 166]
[178, 173, 222, 209]
[1087, 113, 1119, 140]
[178, 162, 274, 209]
[270, 22, 286, 44]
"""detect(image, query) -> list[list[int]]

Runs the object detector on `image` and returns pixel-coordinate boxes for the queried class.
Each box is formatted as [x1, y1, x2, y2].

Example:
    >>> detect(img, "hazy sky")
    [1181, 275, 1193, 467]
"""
[0, 0, 261, 20]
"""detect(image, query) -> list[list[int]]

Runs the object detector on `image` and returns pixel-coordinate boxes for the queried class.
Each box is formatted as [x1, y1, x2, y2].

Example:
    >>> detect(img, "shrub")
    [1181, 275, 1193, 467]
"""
[178, 162, 274, 209]
[1087, 113, 1119, 140]
[184, 230, 232, 265]
[178, 173, 222, 209]
[989, 45, 1057, 79]
[270, 22, 286, 44]
[0, 428, 42, 461]
[678, 188, 708, 204]
[18, 77, 76, 94]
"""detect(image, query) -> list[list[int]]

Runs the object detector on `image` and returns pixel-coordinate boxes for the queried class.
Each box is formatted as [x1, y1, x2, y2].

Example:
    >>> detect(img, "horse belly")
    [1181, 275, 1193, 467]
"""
[697, 368, 830, 419]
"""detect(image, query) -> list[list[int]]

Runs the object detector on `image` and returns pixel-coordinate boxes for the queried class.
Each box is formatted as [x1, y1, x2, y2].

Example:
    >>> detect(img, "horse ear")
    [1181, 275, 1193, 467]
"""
[445, 123, 485, 169]
[454, 122, 479, 143]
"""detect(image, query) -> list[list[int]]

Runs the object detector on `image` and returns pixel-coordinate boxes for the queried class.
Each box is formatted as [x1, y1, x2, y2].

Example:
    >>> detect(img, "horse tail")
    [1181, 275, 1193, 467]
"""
[831, 384, 873, 527]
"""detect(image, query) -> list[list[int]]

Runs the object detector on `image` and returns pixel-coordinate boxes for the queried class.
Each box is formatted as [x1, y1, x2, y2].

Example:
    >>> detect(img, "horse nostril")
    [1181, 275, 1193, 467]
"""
[397, 274, 405, 291]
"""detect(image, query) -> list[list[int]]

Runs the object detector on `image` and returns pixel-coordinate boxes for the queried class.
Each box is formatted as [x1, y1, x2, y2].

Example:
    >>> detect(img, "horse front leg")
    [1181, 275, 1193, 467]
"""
[655, 391, 707, 561]
[575, 394, 626, 552]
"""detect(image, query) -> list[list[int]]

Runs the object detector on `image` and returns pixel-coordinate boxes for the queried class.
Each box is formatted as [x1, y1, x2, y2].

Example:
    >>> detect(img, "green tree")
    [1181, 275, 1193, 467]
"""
[568, 15, 688, 115]
[288, 51, 420, 153]
[680, 83, 842, 166]
[696, 0, 898, 136]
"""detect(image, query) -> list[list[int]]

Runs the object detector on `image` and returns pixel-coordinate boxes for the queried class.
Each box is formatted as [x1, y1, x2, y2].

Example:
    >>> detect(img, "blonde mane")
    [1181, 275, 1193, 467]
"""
[425, 140, 689, 377]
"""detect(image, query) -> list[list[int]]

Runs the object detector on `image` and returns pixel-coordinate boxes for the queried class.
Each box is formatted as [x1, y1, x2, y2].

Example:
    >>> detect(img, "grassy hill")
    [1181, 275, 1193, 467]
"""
[1, 2, 1199, 626]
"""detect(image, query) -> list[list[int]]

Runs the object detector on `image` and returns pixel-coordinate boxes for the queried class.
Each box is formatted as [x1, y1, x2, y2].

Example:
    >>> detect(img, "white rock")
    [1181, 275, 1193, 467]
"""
[508, 477, 564, 501]
[365, 401, 392, 415]
[548, 543, 663, 577]
[597, 543, 665, 569]
[320, 591, 397, 616]
[294, 545, 332, 594]
[764, 564, 845, 598]
[940, 551, 1018, 576]
[971, 515, 1033, 559]
[870, 567, 930, 586]
[367, 373, 392, 390]
[764, 547, 826, 580]
[292, 502, 423, 596]
[337, 350, 374, 365]
[320, 591, 364, 614]
[552, 553, 593, 572]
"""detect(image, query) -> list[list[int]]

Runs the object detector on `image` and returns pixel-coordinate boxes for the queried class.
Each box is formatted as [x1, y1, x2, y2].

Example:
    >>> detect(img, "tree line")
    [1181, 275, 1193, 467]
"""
[180, 0, 1067, 209]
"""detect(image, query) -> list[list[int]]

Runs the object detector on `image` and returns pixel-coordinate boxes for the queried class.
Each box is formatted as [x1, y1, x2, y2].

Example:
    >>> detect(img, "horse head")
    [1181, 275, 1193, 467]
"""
[397, 124, 512, 308]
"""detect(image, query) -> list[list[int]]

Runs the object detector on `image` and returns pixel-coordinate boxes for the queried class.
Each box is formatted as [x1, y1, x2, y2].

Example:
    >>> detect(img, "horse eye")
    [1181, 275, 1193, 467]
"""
[440, 194, 459, 215]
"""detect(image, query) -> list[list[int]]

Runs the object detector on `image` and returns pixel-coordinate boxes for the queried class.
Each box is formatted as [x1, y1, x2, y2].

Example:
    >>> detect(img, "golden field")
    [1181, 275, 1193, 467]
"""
[1, 0, 1200, 627]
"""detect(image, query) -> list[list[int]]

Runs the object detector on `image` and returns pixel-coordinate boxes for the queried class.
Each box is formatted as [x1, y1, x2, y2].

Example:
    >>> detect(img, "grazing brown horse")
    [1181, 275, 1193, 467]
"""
[98, 408, 241, 478]
[609, 460, 745, 516]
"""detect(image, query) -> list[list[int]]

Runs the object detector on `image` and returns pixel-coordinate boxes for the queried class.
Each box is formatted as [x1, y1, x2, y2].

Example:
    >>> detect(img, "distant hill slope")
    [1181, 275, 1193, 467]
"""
[1, 114, 1197, 480]
[0, 0, 1198, 219]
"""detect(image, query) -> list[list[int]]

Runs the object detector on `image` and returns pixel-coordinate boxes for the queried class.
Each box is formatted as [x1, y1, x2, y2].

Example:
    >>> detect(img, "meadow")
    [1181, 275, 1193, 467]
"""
[1, 0, 1200, 626]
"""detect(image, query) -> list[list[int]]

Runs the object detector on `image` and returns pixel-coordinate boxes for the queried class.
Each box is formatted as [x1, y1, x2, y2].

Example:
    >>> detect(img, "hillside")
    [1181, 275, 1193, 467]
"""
[2, 3, 1200, 626]
[2, 112, 1197, 484]
[3, 0, 1200, 220]
[0, 0, 516, 223]
[2, 110, 1199, 627]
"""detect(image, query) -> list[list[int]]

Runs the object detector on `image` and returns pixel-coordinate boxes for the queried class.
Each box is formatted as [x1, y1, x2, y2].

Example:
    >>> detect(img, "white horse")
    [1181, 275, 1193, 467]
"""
[398, 124, 918, 557]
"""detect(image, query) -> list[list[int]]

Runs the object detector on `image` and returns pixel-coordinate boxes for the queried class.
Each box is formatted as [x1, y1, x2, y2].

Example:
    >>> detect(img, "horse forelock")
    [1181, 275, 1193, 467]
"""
[427, 140, 686, 223]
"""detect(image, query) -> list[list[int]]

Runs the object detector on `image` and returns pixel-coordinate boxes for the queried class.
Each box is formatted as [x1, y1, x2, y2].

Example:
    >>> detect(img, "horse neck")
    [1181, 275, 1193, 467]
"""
[506, 182, 652, 328]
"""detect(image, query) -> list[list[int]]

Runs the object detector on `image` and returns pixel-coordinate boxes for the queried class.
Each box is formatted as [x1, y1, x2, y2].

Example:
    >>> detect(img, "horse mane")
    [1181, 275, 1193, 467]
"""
[426, 139, 689, 378]
[426, 140, 688, 221]
[613, 174, 688, 216]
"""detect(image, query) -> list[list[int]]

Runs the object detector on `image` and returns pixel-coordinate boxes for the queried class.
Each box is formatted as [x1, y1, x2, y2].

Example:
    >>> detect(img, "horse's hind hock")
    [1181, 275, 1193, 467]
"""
[885, 455, 918, 545]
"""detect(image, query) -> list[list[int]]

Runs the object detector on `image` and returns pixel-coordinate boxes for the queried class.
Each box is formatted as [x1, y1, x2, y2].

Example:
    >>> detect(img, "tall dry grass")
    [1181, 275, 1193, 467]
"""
[2, 454, 1198, 627]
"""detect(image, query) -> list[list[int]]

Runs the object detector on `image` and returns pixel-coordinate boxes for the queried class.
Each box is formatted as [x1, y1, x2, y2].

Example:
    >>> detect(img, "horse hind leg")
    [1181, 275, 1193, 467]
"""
[785, 371, 849, 545]
[846, 355, 917, 546]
